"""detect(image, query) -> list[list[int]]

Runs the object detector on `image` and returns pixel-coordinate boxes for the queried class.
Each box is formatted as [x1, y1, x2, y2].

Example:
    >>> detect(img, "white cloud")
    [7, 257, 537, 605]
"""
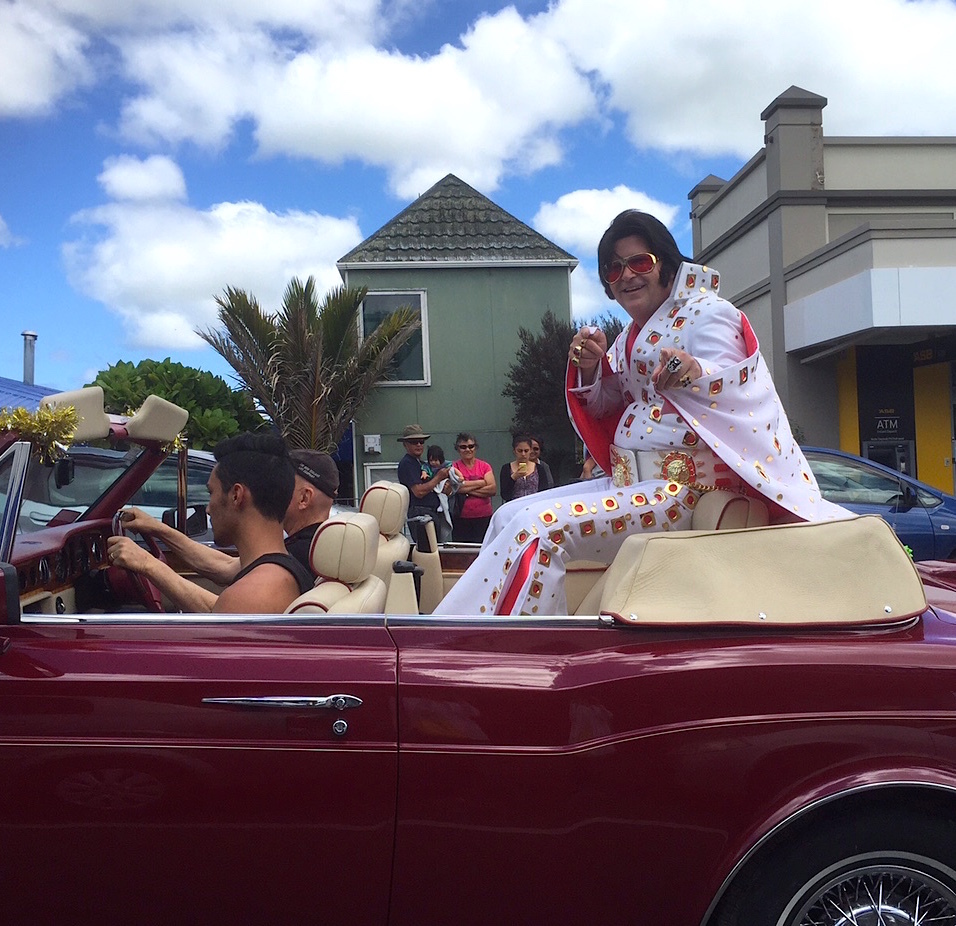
[535, 186, 682, 321]
[0, 214, 25, 248]
[545, 0, 956, 156]
[0, 1, 93, 116]
[63, 193, 363, 349]
[36, 0, 383, 42]
[534, 186, 681, 258]
[114, 7, 598, 196]
[98, 155, 187, 201]
[9, 0, 956, 192]
[569, 270, 615, 323]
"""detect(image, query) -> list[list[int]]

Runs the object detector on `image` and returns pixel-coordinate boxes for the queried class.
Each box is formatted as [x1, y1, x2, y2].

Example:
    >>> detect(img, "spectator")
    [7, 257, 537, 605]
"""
[397, 424, 448, 531]
[528, 436, 555, 490]
[500, 433, 545, 502]
[579, 454, 605, 480]
[427, 444, 454, 543]
[449, 432, 496, 543]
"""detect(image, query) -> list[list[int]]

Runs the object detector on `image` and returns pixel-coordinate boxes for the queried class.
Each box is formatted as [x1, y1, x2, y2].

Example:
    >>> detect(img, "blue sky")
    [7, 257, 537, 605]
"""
[3, 0, 956, 392]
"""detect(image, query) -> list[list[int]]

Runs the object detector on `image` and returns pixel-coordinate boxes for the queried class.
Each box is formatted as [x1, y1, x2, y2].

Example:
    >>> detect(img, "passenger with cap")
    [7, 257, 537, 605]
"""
[283, 448, 340, 567]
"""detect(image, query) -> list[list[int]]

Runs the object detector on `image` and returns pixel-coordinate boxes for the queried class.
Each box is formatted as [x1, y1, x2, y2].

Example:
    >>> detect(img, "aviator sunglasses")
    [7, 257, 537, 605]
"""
[603, 252, 658, 285]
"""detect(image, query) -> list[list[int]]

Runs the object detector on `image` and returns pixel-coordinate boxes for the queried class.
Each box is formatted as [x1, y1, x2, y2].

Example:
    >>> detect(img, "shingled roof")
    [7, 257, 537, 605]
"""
[338, 174, 577, 267]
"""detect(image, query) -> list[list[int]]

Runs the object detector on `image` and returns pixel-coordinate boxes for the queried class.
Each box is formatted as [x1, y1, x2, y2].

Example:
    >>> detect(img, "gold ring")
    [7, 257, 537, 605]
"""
[679, 375, 692, 388]
[571, 356, 580, 367]
[572, 343, 582, 357]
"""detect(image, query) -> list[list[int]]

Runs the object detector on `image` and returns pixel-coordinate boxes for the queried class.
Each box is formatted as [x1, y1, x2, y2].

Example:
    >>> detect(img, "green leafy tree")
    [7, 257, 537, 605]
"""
[88, 358, 265, 449]
[502, 310, 625, 482]
[198, 277, 421, 451]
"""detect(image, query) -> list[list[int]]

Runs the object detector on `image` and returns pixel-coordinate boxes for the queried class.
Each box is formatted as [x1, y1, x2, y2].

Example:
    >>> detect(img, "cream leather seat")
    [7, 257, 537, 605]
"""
[359, 480, 419, 614]
[284, 512, 387, 614]
[410, 517, 443, 614]
[689, 490, 770, 531]
[573, 490, 771, 614]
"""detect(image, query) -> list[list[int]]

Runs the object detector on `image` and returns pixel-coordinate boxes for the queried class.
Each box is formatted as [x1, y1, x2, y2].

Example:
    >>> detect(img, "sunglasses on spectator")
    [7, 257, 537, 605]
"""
[458, 443, 476, 450]
[603, 252, 658, 285]
[404, 438, 425, 445]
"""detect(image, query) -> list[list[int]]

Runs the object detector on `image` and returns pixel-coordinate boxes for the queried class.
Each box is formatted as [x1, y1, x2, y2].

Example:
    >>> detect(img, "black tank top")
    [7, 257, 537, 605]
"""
[232, 553, 315, 595]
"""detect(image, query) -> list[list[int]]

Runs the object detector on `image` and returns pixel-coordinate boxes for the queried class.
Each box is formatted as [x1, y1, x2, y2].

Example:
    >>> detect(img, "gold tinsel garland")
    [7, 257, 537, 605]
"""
[0, 405, 79, 464]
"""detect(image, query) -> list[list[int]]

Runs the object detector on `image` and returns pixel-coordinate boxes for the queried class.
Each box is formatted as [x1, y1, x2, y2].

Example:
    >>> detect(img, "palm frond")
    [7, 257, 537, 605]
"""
[196, 278, 419, 451]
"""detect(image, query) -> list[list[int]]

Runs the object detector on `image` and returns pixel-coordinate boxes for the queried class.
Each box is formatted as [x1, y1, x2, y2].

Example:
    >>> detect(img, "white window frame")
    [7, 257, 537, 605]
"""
[360, 290, 430, 386]
[363, 462, 401, 496]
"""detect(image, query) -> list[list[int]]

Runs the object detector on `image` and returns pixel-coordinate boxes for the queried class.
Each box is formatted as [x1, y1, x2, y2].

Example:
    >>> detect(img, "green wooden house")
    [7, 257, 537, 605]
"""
[337, 174, 577, 504]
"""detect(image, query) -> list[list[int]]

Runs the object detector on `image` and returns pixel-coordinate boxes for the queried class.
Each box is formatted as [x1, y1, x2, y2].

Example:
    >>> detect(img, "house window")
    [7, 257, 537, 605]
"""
[361, 291, 429, 385]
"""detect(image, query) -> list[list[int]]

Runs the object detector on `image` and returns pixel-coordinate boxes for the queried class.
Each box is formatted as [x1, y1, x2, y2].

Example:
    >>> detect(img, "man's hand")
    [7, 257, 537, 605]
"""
[107, 535, 154, 575]
[116, 506, 162, 536]
[569, 326, 608, 385]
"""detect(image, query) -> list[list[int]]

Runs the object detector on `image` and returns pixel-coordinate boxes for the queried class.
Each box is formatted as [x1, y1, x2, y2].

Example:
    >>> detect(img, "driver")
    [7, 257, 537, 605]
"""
[112, 447, 338, 592]
[107, 433, 318, 613]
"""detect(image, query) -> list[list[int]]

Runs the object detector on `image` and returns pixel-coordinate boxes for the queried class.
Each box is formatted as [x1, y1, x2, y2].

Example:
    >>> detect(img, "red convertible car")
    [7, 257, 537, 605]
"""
[3, 387, 956, 926]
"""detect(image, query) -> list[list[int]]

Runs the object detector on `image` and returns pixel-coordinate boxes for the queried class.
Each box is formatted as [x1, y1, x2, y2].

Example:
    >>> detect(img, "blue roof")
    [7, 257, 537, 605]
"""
[0, 376, 59, 411]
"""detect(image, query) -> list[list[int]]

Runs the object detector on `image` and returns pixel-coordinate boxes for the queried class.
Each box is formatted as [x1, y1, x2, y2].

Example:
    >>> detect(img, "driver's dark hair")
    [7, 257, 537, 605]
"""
[212, 432, 294, 522]
[597, 210, 691, 298]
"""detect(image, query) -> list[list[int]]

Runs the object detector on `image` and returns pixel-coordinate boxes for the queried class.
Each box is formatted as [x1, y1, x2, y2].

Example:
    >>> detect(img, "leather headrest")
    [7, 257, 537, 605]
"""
[360, 481, 410, 537]
[309, 512, 380, 584]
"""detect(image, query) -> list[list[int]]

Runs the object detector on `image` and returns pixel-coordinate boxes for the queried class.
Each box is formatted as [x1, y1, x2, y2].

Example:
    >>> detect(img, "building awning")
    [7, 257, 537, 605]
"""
[785, 266, 956, 359]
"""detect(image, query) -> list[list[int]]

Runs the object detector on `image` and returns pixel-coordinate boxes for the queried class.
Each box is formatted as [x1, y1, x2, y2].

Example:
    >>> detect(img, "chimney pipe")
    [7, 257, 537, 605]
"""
[22, 330, 37, 386]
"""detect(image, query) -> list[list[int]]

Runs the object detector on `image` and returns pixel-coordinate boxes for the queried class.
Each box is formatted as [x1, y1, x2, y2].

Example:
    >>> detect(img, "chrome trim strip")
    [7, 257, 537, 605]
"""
[384, 614, 606, 629]
[20, 613, 388, 626]
[0, 441, 32, 565]
[202, 694, 363, 711]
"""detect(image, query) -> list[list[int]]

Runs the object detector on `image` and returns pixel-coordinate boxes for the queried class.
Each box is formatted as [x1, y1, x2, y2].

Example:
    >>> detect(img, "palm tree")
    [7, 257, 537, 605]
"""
[198, 277, 421, 451]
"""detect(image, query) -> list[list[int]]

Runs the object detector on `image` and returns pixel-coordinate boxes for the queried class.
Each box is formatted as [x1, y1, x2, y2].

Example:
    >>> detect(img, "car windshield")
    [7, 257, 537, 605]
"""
[17, 446, 141, 534]
[16, 447, 213, 535]
[805, 451, 931, 507]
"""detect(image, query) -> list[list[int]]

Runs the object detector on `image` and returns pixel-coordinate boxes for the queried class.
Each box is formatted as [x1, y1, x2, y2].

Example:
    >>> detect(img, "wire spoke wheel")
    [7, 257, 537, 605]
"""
[785, 858, 956, 926]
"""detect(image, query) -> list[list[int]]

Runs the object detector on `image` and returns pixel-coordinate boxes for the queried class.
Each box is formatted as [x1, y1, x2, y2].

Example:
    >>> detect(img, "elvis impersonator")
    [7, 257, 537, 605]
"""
[436, 210, 847, 617]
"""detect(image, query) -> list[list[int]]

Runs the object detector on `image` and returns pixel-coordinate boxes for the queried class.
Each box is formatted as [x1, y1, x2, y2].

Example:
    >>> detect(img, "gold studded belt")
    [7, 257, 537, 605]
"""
[610, 445, 720, 492]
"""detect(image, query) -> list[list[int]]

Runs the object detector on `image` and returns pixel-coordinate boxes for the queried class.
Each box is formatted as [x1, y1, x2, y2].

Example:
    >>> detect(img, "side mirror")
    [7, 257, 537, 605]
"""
[900, 484, 919, 510]
[162, 504, 208, 536]
[53, 457, 75, 489]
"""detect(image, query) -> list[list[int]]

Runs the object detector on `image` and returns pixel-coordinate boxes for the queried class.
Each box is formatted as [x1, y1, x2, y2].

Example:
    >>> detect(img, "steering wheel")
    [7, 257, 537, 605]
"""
[104, 511, 166, 612]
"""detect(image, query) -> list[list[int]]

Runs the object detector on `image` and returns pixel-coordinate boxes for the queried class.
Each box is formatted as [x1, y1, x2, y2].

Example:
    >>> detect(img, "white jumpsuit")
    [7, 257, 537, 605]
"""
[436, 263, 844, 617]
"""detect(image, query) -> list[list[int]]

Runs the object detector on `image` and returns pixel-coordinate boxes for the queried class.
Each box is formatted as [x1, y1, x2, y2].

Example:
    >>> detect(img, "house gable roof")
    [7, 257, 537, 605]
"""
[338, 174, 577, 267]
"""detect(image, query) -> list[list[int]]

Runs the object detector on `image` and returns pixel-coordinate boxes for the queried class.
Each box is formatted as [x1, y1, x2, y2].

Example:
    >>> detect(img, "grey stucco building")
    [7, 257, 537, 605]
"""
[689, 86, 956, 492]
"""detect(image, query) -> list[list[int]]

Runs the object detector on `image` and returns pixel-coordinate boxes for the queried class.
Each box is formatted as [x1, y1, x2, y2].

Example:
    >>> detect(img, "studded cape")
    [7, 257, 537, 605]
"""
[567, 262, 846, 523]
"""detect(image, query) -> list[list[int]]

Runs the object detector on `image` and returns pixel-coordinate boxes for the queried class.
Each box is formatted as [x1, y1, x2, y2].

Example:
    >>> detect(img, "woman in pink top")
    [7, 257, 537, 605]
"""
[450, 432, 497, 543]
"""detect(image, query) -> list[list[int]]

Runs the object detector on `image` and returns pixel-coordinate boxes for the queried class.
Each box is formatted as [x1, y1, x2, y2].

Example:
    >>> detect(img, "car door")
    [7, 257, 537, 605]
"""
[385, 614, 956, 926]
[911, 482, 956, 560]
[0, 614, 398, 926]
[386, 617, 741, 926]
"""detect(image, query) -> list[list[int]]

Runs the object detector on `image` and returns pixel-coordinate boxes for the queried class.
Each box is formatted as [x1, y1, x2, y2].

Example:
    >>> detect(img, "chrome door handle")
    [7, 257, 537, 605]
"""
[202, 694, 363, 711]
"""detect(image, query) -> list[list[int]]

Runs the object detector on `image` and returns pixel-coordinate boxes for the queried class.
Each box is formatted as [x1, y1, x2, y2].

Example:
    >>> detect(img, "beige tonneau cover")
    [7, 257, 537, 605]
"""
[599, 515, 927, 627]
